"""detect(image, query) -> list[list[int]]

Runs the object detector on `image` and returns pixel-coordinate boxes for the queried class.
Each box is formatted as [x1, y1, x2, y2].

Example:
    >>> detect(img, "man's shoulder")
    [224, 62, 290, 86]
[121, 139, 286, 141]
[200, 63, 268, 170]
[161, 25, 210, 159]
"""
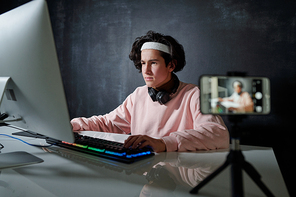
[178, 81, 199, 93]
[133, 85, 148, 94]
[126, 85, 149, 100]
[170, 81, 200, 101]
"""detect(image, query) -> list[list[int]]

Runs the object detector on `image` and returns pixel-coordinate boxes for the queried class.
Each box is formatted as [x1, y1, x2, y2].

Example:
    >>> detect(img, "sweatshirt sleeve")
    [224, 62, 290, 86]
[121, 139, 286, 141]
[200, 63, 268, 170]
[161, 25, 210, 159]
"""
[70, 94, 133, 134]
[162, 88, 229, 152]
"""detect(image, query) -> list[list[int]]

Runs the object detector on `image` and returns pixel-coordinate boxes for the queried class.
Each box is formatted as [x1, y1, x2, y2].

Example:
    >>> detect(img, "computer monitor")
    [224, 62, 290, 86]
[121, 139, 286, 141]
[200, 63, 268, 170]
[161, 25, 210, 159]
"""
[0, 0, 74, 143]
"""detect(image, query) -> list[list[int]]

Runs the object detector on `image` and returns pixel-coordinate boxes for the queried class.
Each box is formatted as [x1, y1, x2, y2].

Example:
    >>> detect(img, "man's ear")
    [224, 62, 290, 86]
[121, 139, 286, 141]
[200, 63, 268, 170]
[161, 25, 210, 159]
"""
[168, 60, 177, 72]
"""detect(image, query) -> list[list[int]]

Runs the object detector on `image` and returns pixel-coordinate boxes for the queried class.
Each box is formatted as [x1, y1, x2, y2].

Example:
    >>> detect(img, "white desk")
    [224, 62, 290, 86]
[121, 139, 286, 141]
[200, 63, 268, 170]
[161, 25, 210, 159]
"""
[0, 126, 289, 197]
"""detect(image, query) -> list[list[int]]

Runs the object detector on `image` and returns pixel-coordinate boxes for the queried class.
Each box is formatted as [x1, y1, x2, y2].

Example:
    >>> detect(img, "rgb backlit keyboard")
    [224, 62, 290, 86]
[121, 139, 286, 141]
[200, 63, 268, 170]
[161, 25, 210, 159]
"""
[46, 133, 154, 163]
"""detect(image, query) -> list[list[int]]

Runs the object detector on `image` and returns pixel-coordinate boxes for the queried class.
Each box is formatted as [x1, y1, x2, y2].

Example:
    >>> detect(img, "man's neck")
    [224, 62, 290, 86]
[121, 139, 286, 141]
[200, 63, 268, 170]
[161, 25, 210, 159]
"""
[154, 74, 175, 94]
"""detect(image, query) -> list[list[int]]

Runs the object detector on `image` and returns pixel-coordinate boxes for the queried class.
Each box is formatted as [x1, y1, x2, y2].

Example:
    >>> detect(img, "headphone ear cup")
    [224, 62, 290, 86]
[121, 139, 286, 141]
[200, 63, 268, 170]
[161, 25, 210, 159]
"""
[148, 87, 157, 102]
[156, 91, 170, 105]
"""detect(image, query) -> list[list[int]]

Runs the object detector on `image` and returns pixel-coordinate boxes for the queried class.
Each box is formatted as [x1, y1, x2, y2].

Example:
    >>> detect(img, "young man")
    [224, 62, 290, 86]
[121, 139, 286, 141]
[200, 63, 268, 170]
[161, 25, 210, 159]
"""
[218, 81, 254, 113]
[71, 31, 229, 152]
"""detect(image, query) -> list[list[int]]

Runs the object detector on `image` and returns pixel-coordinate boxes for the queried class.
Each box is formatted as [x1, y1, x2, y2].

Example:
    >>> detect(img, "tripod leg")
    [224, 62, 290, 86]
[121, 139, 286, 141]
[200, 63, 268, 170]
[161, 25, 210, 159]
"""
[190, 159, 230, 194]
[231, 160, 244, 197]
[243, 161, 275, 197]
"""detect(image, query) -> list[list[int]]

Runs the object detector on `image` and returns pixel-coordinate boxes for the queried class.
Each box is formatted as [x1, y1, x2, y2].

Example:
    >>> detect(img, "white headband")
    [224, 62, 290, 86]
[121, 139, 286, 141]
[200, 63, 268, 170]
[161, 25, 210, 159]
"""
[141, 42, 171, 54]
[233, 81, 242, 87]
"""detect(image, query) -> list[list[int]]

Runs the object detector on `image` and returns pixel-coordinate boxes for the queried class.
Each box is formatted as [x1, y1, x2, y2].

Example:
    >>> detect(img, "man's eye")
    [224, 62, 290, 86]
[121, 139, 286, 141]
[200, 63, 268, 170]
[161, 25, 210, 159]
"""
[151, 62, 157, 65]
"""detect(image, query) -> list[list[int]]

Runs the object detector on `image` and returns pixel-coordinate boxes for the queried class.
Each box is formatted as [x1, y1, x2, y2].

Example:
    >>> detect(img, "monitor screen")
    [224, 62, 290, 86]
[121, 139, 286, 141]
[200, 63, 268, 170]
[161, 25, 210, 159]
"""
[0, 0, 74, 142]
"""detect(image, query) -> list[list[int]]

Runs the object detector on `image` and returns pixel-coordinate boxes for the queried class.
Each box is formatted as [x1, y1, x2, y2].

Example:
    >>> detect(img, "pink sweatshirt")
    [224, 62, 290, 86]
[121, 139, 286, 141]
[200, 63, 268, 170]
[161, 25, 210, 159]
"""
[71, 82, 229, 152]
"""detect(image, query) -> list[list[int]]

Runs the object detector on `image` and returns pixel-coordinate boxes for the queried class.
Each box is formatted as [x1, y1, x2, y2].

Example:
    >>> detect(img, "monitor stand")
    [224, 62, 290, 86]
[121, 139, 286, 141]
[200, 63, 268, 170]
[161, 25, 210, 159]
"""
[0, 77, 44, 169]
[0, 151, 44, 170]
[0, 77, 10, 107]
[0, 77, 22, 124]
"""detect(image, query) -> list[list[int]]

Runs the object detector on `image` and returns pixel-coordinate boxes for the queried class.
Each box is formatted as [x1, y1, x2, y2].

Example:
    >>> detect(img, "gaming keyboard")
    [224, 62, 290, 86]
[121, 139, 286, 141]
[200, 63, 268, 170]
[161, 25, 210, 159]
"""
[46, 133, 154, 163]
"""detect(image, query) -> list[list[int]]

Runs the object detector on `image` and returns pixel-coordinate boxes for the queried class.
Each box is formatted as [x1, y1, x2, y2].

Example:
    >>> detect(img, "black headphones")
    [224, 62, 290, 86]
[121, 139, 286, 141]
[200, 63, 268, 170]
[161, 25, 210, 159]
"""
[148, 74, 180, 105]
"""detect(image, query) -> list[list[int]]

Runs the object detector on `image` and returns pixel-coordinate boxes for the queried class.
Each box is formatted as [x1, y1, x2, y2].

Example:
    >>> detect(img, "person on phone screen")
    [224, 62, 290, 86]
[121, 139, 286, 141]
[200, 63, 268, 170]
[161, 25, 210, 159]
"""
[71, 31, 229, 153]
[218, 81, 253, 113]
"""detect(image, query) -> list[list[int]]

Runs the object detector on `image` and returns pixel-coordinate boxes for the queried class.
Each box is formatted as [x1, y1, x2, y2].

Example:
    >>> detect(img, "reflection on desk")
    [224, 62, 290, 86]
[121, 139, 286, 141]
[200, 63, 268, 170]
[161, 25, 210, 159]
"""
[43, 146, 224, 196]
[0, 127, 289, 197]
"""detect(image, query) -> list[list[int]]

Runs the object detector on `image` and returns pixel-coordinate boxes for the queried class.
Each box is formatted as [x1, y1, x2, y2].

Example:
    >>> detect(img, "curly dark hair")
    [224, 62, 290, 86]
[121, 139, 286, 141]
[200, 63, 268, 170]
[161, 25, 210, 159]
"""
[129, 31, 186, 73]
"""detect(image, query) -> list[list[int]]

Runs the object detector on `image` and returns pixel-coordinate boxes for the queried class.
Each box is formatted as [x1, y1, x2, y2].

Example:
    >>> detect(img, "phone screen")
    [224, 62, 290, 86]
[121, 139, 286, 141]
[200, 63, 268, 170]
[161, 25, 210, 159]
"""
[199, 76, 270, 115]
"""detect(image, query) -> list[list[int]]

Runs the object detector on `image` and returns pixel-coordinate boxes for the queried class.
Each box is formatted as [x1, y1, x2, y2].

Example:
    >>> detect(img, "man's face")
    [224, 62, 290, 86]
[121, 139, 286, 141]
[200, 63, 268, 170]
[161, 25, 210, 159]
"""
[141, 49, 174, 88]
[234, 85, 242, 93]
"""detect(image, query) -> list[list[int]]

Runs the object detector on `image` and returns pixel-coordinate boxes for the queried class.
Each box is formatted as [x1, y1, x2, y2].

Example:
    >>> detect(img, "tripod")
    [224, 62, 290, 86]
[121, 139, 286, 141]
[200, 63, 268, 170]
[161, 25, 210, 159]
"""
[190, 116, 275, 197]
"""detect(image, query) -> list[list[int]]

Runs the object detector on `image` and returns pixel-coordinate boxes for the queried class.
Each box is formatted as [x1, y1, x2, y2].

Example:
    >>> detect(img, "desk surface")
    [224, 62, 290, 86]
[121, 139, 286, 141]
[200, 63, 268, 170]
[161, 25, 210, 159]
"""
[0, 126, 289, 197]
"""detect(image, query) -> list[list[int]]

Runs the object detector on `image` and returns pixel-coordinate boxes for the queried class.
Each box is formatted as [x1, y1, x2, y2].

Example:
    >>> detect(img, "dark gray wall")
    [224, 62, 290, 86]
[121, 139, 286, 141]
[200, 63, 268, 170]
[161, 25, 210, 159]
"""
[2, 0, 295, 146]
[47, 0, 295, 145]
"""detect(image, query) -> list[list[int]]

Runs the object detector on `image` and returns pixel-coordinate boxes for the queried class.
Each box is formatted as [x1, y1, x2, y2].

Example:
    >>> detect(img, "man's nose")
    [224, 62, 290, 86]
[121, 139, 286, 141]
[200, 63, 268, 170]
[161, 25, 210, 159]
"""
[143, 64, 152, 74]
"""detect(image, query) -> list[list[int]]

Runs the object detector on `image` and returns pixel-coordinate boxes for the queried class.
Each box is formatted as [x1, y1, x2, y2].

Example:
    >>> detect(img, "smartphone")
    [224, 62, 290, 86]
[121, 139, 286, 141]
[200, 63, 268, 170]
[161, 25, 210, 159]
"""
[199, 75, 270, 115]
